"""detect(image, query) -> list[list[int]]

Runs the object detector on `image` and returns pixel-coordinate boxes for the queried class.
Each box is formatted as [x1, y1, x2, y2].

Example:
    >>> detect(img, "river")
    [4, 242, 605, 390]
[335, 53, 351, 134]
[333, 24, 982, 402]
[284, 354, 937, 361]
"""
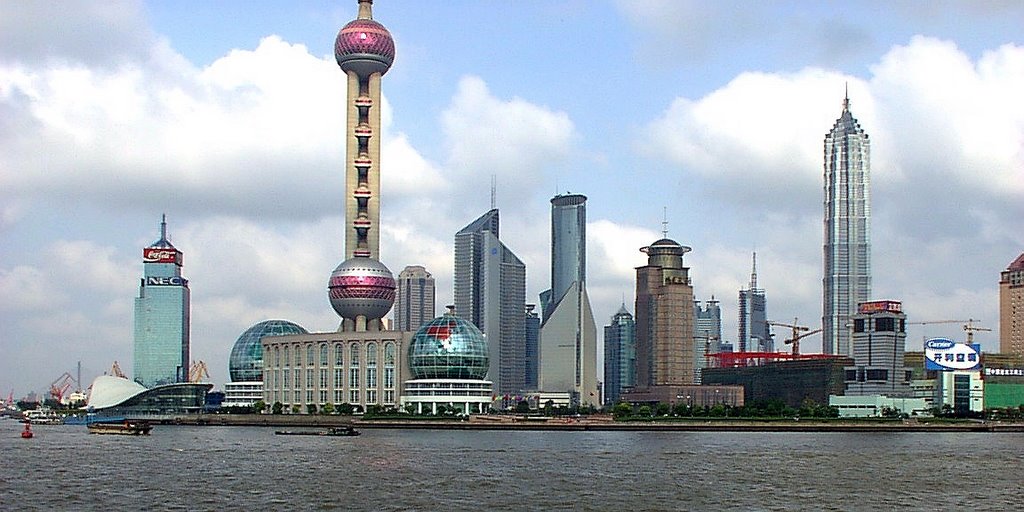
[2, 419, 1020, 511]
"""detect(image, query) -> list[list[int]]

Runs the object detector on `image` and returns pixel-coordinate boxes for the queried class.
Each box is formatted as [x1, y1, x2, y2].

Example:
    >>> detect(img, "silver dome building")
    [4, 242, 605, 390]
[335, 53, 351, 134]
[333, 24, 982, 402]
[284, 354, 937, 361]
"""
[225, 320, 308, 408]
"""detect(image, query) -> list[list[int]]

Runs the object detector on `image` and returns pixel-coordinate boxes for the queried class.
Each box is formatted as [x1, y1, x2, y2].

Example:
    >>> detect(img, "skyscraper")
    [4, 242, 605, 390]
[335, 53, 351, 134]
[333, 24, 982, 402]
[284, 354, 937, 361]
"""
[134, 215, 190, 387]
[1000, 253, 1024, 356]
[539, 193, 599, 405]
[634, 238, 696, 388]
[739, 253, 771, 352]
[524, 304, 540, 391]
[454, 209, 527, 395]
[694, 296, 721, 383]
[604, 304, 636, 405]
[823, 93, 871, 356]
[395, 265, 435, 331]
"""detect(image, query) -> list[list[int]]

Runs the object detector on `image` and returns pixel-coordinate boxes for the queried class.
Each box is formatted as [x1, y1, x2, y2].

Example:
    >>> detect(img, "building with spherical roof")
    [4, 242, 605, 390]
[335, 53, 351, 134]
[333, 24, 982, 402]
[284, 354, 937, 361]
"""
[401, 308, 493, 415]
[225, 320, 308, 408]
[229, 320, 309, 382]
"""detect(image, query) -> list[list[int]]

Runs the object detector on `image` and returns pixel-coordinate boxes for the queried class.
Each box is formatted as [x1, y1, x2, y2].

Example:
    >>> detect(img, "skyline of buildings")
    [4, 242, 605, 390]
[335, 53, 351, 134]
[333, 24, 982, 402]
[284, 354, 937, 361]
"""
[133, 215, 191, 387]
[822, 94, 873, 358]
[41, 3, 1017, 407]
[453, 208, 527, 395]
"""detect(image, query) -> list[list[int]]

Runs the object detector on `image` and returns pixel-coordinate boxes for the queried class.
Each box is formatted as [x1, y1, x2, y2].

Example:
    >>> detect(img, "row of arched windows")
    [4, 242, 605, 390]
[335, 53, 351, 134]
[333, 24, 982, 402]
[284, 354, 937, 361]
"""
[270, 341, 397, 369]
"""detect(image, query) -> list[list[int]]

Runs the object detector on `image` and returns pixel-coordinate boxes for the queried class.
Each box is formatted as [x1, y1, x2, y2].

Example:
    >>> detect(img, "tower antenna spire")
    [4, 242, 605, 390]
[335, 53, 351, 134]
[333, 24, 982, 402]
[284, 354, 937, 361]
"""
[357, 0, 373, 20]
[750, 252, 758, 290]
[491, 175, 497, 210]
[661, 207, 669, 238]
[160, 213, 167, 241]
[843, 82, 850, 112]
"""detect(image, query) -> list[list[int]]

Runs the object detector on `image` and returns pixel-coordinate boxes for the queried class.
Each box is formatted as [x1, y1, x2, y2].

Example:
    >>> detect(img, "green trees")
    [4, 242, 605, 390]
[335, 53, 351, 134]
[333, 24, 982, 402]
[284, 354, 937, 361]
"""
[253, 400, 266, 414]
[272, 401, 283, 414]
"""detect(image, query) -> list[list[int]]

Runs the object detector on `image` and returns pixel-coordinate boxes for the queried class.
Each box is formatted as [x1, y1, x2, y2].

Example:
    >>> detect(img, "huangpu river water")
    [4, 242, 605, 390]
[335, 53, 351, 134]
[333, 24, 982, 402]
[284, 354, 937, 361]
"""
[2, 419, 1021, 511]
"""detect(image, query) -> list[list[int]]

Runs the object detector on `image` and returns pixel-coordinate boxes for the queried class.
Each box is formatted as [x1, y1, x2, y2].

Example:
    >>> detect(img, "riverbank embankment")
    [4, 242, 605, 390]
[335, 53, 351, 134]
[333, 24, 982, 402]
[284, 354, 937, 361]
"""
[165, 414, 1024, 432]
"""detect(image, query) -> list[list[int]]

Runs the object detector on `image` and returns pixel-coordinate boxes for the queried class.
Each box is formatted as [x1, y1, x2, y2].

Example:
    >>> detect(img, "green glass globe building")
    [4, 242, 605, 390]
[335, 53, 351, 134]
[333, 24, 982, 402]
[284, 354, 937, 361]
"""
[402, 308, 493, 414]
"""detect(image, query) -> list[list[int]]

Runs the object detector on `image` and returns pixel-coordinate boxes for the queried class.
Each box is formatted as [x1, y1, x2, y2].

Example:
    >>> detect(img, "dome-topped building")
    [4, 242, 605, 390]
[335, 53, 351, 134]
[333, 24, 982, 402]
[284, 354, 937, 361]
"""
[401, 307, 493, 415]
[229, 320, 308, 382]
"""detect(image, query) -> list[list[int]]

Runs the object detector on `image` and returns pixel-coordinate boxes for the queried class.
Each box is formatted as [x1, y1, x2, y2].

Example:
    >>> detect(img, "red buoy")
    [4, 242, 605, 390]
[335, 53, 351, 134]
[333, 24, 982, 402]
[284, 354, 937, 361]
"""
[21, 422, 33, 439]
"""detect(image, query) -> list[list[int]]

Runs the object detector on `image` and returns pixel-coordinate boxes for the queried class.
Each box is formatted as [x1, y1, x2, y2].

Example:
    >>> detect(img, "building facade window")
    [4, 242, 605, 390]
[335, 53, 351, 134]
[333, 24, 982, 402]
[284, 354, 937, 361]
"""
[334, 343, 344, 366]
[320, 344, 329, 366]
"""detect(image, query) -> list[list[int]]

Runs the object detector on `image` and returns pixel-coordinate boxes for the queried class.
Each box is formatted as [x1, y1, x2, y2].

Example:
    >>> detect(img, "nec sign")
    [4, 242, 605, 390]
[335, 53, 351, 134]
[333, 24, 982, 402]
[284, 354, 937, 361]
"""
[146, 276, 189, 287]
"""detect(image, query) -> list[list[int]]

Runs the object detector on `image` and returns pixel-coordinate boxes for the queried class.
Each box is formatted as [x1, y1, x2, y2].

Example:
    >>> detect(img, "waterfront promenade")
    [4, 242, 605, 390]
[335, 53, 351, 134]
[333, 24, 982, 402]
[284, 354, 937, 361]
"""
[167, 414, 1024, 432]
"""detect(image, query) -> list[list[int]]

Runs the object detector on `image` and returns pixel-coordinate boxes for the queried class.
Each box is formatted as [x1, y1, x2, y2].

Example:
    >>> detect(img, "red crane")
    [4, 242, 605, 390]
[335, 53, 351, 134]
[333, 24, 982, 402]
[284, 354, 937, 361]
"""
[49, 372, 75, 403]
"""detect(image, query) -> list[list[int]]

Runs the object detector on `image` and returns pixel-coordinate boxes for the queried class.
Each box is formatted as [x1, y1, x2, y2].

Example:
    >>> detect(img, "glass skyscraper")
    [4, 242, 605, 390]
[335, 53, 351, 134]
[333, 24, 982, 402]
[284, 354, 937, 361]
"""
[738, 253, 771, 353]
[604, 305, 635, 405]
[539, 193, 599, 406]
[454, 209, 527, 395]
[823, 94, 871, 356]
[133, 215, 190, 387]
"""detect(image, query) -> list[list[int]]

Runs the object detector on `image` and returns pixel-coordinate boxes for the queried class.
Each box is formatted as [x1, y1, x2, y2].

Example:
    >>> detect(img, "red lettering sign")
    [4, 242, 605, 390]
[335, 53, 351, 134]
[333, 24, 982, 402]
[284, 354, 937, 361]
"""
[143, 248, 180, 264]
[858, 300, 902, 314]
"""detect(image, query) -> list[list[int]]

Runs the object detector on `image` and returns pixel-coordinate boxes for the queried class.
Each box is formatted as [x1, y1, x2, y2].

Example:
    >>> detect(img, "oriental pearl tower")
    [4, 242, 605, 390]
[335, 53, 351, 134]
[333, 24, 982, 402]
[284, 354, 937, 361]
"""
[327, 0, 397, 332]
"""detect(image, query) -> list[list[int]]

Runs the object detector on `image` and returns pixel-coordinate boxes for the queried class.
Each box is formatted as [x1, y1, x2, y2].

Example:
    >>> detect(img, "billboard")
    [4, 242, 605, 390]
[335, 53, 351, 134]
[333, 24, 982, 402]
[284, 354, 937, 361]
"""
[858, 300, 902, 314]
[925, 338, 981, 371]
[145, 276, 189, 288]
[143, 248, 182, 265]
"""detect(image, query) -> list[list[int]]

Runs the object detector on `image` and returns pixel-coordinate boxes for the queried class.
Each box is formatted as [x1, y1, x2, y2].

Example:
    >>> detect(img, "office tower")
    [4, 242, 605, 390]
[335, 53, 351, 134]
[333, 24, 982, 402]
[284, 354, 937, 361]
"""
[694, 297, 721, 383]
[845, 300, 912, 397]
[1000, 253, 1024, 356]
[395, 265, 435, 331]
[454, 209, 527, 395]
[823, 93, 872, 356]
[604, 305, 636, 405]
[524, 304, 540, 390]
[327, 0, 397, 333]
[634, 238, 696, 388]
[134, 215, 190, 387]
[539, 193, 599, 405]
[739, 253, 771, 352]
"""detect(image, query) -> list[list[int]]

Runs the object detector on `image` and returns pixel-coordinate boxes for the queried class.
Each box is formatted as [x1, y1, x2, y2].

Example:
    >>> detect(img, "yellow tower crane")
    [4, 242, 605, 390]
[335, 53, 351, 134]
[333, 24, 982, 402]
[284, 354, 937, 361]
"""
[766, 318, 822, 356]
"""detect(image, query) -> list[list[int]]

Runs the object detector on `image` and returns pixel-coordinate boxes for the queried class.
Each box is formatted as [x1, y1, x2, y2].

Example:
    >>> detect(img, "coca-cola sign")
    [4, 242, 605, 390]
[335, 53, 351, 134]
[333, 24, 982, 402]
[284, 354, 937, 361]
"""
[143, 248, 181, 264]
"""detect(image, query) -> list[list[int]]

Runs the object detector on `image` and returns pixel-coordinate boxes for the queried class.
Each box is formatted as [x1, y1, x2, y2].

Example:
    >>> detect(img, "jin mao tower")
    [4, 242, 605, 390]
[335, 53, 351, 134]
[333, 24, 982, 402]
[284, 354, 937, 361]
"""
[823, 93, 871, 356]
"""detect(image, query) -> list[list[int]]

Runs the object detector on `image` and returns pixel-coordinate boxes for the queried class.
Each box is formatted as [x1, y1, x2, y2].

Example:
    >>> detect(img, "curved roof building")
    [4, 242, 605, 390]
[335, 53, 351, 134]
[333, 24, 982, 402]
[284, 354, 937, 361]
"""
[86, 375, 211, 419]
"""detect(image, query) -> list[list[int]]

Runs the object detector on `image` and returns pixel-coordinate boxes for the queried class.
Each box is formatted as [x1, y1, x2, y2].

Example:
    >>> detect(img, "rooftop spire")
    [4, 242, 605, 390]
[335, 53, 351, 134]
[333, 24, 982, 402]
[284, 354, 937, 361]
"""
[491, 175, 497, 210]
[160, 213, 168, 242]
[750, 252, 758, 290]
[843, 82, 850, 112]
[661, 207, 669, 238]
[357, 0, 373, 20]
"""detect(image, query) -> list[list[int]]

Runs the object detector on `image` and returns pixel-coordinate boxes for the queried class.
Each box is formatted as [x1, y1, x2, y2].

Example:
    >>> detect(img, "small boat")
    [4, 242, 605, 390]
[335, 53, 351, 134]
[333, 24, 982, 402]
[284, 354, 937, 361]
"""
[23, 408, 63, 425]
[274, 426, 360, 437]
[87, 420, 152, 435]
[21, 423, 33, 439]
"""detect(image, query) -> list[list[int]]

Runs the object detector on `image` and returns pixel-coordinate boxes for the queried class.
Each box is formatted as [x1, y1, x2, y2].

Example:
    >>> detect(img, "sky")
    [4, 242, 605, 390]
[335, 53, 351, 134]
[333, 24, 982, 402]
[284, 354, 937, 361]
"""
[1, 0, 1022, 398]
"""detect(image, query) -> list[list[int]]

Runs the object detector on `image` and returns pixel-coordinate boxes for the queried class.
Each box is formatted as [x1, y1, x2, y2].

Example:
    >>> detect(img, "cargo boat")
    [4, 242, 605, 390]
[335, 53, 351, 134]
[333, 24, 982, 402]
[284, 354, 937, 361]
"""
[274, 426, 360, 437]
[88, 420, 152, 435]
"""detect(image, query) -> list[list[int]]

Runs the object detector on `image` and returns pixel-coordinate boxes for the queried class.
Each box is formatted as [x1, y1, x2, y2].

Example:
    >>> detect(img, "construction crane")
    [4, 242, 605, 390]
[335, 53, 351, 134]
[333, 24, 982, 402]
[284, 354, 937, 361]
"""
[108, 361, 126, 379]
[767, 318, 822, 356]
[49, 372, 76, 403]
[907, 319, 991, 343]
[188, 360, 210, 383]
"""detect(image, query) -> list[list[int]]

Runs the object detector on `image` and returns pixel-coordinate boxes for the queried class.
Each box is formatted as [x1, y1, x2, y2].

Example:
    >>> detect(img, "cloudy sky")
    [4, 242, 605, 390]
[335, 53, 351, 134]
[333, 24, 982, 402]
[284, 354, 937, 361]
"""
[2, 1, 1022, 398]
